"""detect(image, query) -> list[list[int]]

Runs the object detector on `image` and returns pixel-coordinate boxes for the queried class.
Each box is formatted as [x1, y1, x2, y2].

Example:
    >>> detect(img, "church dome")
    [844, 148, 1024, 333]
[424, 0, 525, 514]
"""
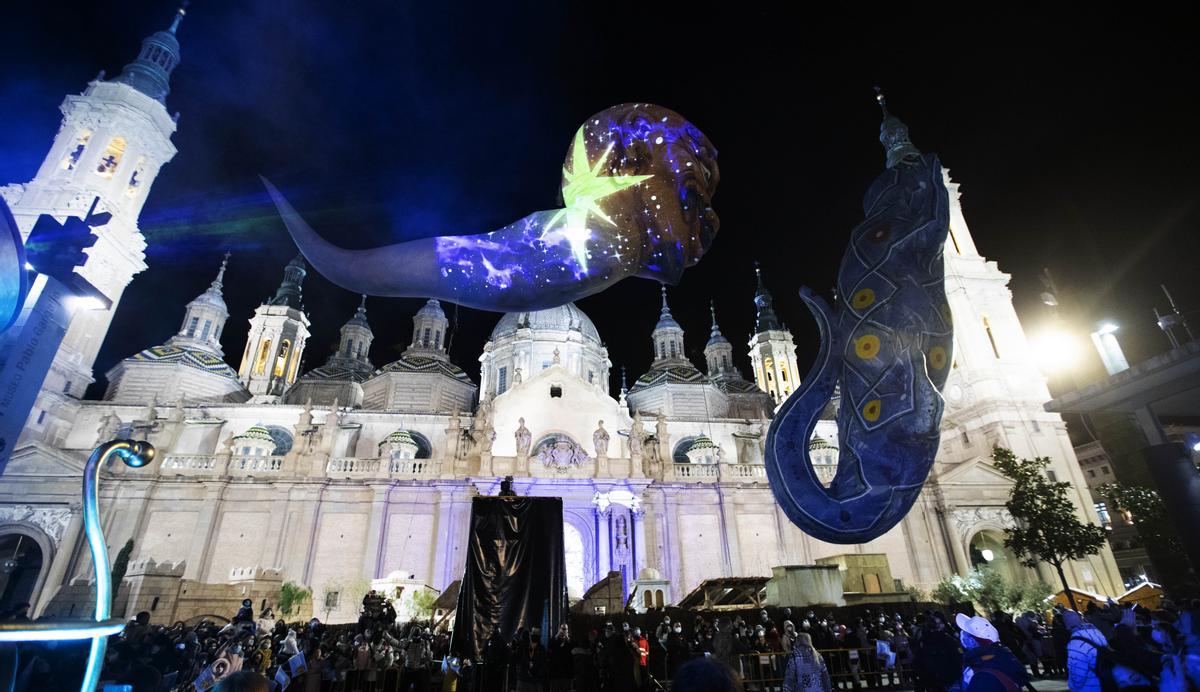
[489, 303, 602, 344]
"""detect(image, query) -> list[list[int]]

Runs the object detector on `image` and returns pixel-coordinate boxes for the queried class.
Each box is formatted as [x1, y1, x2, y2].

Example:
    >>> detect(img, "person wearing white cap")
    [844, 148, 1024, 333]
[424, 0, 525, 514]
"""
[956, 613, 1032, 692]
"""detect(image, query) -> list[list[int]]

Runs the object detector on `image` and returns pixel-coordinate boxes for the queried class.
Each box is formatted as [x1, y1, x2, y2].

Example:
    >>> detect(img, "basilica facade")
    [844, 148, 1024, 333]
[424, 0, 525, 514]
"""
[0, 12, 1122, 624]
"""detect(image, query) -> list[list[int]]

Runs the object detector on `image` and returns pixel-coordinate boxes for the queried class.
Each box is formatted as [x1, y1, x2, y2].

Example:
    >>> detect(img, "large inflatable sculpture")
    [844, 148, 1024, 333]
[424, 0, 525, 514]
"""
[763, 92, 953, 544]
[265, 103, 719, 311]
[0, 439, 155, 692]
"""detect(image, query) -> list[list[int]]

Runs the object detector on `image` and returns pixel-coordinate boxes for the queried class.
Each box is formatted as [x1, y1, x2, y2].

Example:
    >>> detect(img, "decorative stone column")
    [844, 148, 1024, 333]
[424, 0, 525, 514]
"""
[33, 503, 81, 617]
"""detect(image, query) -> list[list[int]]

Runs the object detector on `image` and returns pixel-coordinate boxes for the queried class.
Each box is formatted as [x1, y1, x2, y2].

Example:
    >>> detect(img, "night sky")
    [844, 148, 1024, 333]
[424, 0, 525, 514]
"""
[1, 3, 1196, 400]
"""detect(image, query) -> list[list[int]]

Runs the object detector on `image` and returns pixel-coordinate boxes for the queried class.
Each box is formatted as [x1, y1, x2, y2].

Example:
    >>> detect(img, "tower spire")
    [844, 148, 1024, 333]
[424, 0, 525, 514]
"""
[269, 254, 307, 309]
[753, 263, 782, 332]
[112, 4, 187, 103]
[874, 87, 922, 169]
[210, 251, 230, 291]
[169, 2, 188, 34]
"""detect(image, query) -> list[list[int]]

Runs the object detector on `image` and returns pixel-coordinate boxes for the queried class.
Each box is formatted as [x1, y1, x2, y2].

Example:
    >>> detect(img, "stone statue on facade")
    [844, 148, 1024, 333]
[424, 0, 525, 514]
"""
[593, 420, 610, 458]
[513, 367, 523, 385]
[552, 347, 561, 365]
[629, 412, 644, 456]
[96, 412, 122, 443]
[655, 413, 669, 459]
[515, 417, 532, 456]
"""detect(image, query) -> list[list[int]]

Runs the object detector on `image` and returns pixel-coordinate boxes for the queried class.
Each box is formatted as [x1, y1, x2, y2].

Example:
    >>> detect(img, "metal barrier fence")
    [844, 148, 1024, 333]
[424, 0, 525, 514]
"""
[732, 648, 912, 691]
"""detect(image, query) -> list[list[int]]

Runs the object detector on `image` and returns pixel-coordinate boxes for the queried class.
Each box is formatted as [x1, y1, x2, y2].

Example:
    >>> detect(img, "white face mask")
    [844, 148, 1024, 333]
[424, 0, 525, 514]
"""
[674, 627, 682, 633]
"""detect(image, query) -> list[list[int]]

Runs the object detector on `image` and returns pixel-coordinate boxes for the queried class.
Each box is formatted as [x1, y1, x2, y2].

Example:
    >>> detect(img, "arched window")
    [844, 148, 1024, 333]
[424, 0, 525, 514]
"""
[200, 320, 212, 341]
[781, 365, 789, 382]
[274, 340, 291, 377]
[94, 136, 126, 179]
[643, 591, 653, 608]
[669, 341, 677, 358]
[655, 590, 664, 608]
[59, 129, 91, 171]
[422, 328, 431, 347]
[185, 316, 199, 337]
[125, 157, 147, 197]
[254, 339, 272, 376]
[435, 331, 442, 349]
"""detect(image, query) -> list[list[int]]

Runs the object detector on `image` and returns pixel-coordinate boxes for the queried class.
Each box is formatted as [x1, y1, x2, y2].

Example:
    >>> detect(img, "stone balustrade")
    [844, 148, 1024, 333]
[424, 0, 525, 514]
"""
[673, 463, 718, 480]
[725, 463, 767, 480]
[389, 458, 433, 477]
[326, 458, 380, 475]
[229, 455, 284, 473]
[159, 455, 218, 472]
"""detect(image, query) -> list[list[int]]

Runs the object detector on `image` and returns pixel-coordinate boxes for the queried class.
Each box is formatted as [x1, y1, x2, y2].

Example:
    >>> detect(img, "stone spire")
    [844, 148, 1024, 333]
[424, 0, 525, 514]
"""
[753, 263, 782, 333]
[704, 301, 734, 377]
[113, 3, 188, 103]
[167, 252, 230, 356]
[874, 87, 922, 169]
[268, 255, 307, 309]
[329, 295, 374, 371]
[407, 299, 450, 360]
[651, 285, 686, 366]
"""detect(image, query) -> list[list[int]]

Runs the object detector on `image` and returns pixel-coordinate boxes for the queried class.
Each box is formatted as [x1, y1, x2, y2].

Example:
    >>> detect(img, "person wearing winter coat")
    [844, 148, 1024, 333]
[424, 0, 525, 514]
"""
[956, 614, 1030, 692]
[783, 632, 832, 692]
[1064, 610, 1108, 692]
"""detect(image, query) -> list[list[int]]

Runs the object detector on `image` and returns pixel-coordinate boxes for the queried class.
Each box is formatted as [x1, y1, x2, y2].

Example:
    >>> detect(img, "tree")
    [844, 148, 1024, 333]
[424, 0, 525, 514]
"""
[930, 568, 1053, 615]
[410, 588, 437, 621]
[279, 581, 312, 618]
[992, 447, 1108, 611]
[110, 538, 134, 611]
[1099, 482, 1199, 595]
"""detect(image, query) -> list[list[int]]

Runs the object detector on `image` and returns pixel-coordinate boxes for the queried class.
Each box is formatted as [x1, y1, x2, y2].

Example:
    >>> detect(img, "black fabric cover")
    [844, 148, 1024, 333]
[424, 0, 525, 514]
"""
[450, 496, 568, 660]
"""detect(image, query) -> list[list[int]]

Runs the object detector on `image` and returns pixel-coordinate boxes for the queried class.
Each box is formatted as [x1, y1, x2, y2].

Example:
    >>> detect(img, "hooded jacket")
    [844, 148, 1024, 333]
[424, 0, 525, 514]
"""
[1068, 624, 1108, 692]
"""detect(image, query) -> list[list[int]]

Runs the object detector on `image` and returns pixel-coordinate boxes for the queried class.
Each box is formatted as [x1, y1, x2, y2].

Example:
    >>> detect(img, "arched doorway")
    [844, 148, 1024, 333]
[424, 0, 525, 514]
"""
[969, 529, 1023, 583]
[563, 522, 585, 600]
[0, 533, 44, 616]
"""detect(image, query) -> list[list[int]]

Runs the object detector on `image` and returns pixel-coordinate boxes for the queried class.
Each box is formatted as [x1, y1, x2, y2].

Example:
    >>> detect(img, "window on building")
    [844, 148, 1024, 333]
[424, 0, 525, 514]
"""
[94, 136, 126, 179]
[125, 156, 147, 197]
[643, 591, 653, 608]
[655, 590, 664, 608]
[200, 320, 212, 341]
[1087, 469, 1096, 478]
[722, 354, 729, 370]
[781, 366, 789, 382]
[36, 410, 46, 425]
[1095, 502, 1111, 528]
[1046, 469, 1058, 482]
[670, 341, 677, 358]
[983, 316, 1001, 359]
[274, 340, 291, 377]
[60, 129, 92, 171]
[356, 342, 364, 359]
[151, 596, 159, 611]
[658, 342, 665, 359]
[497, 367, 508, 395]
[588, 370, 594, 384]
[766, 371, 773, 382]
[1102, 466, 1111, 475]
[961, 430, 970, 445]
[62, 380, 72, 394]
[422, 328, 431, 347]
[214, 324, 222, 340]
[186, 316, 199, 337]
[550, 385, 563, 398]
[254, 339, 272, 376]
[435, 330, 442, 349]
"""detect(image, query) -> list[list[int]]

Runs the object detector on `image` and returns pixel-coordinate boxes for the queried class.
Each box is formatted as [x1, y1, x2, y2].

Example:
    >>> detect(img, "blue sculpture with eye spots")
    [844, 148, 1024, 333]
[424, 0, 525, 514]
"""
[763, 92, 954, 544]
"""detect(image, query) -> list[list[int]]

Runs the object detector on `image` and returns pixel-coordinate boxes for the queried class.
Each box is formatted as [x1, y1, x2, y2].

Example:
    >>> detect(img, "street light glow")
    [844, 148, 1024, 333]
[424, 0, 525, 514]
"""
[1030, 327, 1082, 373]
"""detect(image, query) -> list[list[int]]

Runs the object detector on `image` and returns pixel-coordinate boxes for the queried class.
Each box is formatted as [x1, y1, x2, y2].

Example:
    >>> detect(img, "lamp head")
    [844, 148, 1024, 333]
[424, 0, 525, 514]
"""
[117, 440, 155, 468]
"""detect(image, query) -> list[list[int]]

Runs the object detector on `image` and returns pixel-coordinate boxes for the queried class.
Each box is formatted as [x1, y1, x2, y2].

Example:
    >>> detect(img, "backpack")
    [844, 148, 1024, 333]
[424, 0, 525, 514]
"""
[1071, 636, 1118, 692]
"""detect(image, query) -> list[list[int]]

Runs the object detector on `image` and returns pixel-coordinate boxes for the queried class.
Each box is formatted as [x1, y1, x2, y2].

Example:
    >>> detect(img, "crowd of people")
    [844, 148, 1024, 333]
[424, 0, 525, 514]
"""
[3, 594, 1200, 691]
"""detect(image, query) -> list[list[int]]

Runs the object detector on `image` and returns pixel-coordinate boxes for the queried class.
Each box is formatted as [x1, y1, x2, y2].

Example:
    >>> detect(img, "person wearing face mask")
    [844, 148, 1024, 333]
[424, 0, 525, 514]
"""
[667, 621, 691, 680]
[956, 613, 1030, 692]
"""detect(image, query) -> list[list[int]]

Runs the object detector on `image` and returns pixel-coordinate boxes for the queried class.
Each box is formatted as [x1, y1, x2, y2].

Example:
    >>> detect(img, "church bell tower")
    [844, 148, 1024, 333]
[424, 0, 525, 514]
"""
[0, 6, 186, 443]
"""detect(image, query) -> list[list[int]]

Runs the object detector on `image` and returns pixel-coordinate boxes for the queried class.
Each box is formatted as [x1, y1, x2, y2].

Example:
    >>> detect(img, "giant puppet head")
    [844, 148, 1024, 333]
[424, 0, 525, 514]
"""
[265, 103, 719, 312]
